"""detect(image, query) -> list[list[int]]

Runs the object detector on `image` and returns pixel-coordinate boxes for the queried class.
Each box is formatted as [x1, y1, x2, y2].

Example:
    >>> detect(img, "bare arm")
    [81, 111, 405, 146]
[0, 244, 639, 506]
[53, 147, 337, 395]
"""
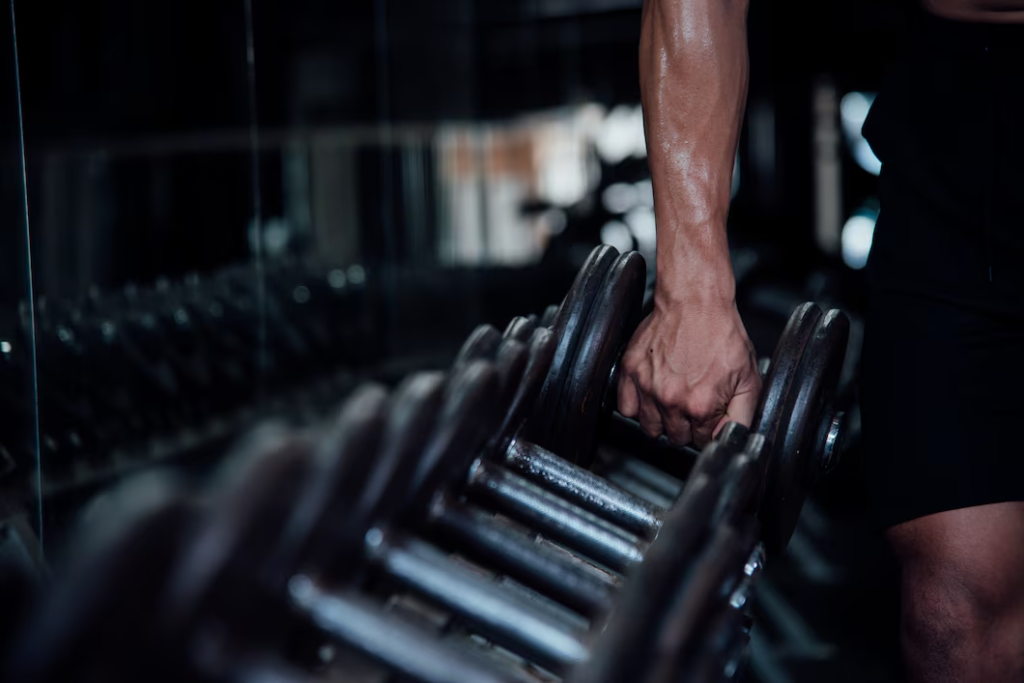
[618, 0, 760, 446]
[640, 0, 749, 306]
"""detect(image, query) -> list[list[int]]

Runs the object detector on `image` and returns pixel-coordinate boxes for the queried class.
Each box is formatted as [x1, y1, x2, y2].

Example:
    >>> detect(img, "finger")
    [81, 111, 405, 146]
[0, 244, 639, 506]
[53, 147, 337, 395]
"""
[637, 396, 664, 439]
[709, 388, 760, 443]
[723, 386, 760, 430]
[617, 373, 640, 418]
[660, 406, 693, 446]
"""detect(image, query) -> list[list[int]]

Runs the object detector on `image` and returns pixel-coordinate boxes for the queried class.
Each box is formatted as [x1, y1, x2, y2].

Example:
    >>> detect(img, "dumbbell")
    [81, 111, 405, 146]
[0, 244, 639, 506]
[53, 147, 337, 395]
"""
[181, 360, 759, 678]
[393, 359, 767, 681]
[444, 329, 670, 575]
[2, 464, 517, 683]
[2, 420, 751, 683]
[162, 390, 537, 683]
[5, 366, 759, 683]
[179, 370, 759, 681]
[440, 332, 759, 568]
[390, 344, 767, 673]
[464, 245, 849, 556]
[440, 314, 770, 585]
[162, 375, 583, 680]
[1, 473, 209, 683]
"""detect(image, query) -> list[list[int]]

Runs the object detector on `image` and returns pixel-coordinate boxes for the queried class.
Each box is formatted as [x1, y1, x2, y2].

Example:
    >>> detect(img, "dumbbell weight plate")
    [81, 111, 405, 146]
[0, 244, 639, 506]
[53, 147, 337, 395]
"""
[539, 304, 559, 329]
[491, 328, 556, 455]
[653, 520, 759, 683]
[273, 378, 415, 580]
[163, 430, 316, 636]
[759, 309, 848, 556]
[529, 246, 618, 450]
[407, 361, 503, 519]
[485, 338, 531, 456]
[4, 475, 192, 683]
[566, 471, 724, 683]
[494, 339, 529, 407]
[453, 324, 503, 367]
[502, 316, 536, 344]
[712, 434, 765, 526]
[338, 374, 448, 565]
[752, 302, 822, 476]
[646, 519, 759, 683]
[550, 251, 646, 466]
[273, 384, 392, 580]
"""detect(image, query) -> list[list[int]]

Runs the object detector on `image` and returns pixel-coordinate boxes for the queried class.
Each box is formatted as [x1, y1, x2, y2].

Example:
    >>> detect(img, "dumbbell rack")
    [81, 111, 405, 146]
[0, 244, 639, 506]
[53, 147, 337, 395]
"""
[2, 246, 849, 683]
[0, 259, 377, 490]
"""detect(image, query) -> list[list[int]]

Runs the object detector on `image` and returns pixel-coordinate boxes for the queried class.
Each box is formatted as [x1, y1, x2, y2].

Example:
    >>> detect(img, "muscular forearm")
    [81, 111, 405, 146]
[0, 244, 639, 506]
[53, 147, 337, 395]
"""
[639, 0, 749, 308]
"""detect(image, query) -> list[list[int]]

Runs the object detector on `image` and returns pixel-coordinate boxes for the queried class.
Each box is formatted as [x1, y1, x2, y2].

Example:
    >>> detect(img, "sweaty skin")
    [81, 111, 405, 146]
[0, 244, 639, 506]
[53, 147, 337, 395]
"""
[618, 0, 759, 447]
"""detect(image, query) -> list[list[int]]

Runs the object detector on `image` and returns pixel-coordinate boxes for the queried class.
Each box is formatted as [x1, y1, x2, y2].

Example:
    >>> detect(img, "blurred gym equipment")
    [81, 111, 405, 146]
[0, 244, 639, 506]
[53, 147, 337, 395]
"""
[1, 247, 849, 683]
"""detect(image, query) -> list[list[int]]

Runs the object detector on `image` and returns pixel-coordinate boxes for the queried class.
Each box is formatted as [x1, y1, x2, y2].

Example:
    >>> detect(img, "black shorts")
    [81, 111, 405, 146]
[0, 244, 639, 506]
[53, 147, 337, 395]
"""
[860, 14, 1024, 529]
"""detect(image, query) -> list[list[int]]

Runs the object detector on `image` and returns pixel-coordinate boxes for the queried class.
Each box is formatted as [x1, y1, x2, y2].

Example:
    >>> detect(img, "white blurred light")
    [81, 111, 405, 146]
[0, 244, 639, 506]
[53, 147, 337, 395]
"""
[601, 220, 634, 253]
[0, 341, 10, 354]
[248, 216, 293, 257]
[840, 92, 882, 176]
[841, 211, 877, 269]
[840, 91, 873, 123]
[328, 269, 347, 289]
[347, 265, 366, 285]
[602, 183, 638, 214]
[852, 141, 882, 176]
[595, 105, 646, 164]
[535, 118, 592, 207]
[625, 206, 657, 254]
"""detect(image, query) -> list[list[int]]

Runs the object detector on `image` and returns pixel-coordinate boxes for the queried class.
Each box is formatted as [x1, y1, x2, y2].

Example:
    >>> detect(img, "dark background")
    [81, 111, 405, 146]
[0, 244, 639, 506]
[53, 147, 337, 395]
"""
[0, 1, 920, 680]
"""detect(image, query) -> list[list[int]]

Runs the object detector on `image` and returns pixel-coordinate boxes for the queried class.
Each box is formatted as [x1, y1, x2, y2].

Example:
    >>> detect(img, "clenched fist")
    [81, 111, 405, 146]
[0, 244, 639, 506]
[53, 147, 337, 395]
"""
[617, 298, 761, 447]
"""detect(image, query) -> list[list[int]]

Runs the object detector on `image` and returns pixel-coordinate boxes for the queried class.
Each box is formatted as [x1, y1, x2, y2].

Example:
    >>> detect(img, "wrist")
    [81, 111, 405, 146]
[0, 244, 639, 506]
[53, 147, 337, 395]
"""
[654, 254, 736, 311]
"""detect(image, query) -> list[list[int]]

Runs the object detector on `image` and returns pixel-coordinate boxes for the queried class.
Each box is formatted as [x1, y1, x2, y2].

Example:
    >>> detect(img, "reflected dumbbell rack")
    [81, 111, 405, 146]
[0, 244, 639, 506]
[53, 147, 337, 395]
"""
[0, 258, 377, 504]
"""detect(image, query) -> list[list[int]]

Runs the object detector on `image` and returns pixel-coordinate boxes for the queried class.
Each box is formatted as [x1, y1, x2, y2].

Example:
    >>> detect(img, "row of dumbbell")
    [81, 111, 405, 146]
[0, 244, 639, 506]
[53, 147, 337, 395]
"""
[1, 354, 760, 682]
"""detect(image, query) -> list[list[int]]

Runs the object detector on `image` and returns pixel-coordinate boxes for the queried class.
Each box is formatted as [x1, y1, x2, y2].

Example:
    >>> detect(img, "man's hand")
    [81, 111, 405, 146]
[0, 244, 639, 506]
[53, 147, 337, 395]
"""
[617, 298, 761, 447]
[631, 0, 752, 447]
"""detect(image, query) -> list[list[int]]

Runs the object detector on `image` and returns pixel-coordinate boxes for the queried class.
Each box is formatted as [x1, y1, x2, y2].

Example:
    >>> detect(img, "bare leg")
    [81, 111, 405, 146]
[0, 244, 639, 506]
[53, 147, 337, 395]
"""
[887, 502, 1024, 683]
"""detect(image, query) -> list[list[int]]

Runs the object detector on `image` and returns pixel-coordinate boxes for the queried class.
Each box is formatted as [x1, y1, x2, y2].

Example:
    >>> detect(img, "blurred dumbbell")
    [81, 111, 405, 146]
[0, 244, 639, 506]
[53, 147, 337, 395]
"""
[4, 365, 762, 683]
[172, 375, 759, 680]
[161, 392, 541, 683]
[5, 422, 527, 683]
[178, 366, 756, 678]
